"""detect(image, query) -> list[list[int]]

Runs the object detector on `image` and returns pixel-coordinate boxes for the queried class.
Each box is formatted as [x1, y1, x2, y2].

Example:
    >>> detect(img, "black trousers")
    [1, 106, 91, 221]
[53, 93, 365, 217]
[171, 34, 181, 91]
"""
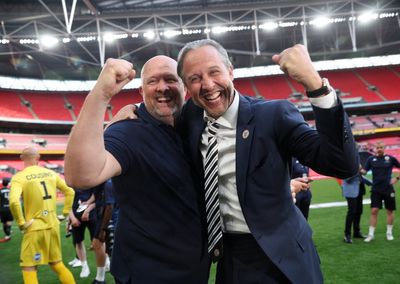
[295, 190, 312, 220]
[344, 185, 364, 236]
[216, 233, 291, 284]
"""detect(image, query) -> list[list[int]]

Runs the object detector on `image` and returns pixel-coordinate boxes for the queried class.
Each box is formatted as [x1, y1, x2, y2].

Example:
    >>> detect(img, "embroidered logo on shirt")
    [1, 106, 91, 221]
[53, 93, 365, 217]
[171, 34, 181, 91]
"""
[34, 253, 41, 261]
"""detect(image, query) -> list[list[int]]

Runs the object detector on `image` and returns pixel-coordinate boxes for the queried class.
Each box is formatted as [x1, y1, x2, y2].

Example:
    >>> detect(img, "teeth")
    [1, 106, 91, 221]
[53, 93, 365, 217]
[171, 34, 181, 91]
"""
[205, 92, 220, 101]
[157, 97, 172, 103]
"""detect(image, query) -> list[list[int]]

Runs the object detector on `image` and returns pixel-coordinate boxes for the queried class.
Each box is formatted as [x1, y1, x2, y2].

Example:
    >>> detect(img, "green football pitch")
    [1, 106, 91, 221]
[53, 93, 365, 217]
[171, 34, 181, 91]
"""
[1, 178, 400, 283]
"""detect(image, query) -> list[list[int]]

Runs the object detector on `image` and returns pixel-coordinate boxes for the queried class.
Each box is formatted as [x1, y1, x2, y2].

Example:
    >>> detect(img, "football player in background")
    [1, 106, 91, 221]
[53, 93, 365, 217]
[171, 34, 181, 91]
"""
[9, 147, 76, 284]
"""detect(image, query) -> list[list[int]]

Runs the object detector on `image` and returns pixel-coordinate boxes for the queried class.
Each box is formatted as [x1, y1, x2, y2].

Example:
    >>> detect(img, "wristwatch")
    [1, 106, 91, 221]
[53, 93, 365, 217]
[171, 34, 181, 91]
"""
[306, 78, 331, 98]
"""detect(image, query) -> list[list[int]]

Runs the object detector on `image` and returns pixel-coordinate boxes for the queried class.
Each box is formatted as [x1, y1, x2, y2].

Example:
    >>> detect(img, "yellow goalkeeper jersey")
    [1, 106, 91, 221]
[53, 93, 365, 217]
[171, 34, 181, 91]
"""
[9, 165, 74, 231]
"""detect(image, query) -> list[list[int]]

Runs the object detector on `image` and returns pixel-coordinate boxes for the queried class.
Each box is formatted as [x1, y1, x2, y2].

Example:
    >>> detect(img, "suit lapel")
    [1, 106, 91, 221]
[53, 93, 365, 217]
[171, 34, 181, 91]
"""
[236, 95, 254, 203]
[190, 119, 206, 176]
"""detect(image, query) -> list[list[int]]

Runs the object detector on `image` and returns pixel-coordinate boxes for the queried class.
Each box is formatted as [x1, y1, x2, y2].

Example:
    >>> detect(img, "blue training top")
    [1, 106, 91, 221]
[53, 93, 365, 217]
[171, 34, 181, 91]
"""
[364, 154, 400, 192]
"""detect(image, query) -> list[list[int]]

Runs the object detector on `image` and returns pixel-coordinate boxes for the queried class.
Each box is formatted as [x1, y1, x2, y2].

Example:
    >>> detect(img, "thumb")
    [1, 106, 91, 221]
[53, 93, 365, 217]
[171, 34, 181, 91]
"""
[272, 54, 280, 64]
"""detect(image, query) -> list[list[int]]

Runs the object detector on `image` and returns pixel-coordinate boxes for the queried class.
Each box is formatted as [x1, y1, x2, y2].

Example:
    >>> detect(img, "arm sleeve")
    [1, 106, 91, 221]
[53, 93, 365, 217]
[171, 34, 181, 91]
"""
[392, 156, 400, 168]
[56, 175, 75, 216]
[364, 157, 371, 172]
[308, 91, 338, 109]
[275, 100, 358, 178]
[9, 176, 25, 227]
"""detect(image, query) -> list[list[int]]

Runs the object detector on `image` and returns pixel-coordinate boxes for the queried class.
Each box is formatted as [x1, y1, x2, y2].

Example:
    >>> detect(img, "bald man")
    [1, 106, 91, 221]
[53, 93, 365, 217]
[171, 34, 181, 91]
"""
[65, 56, 209, 283]
[9, 147, 75, 284]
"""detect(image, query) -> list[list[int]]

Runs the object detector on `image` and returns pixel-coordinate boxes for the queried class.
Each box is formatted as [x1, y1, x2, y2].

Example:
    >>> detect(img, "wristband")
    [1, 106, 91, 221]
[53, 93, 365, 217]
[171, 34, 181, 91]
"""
[306, 78, 330, 98]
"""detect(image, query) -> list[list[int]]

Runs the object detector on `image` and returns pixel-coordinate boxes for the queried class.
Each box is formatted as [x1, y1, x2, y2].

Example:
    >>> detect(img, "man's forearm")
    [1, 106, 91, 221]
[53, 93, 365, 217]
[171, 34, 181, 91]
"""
[65, 93, 110, 188]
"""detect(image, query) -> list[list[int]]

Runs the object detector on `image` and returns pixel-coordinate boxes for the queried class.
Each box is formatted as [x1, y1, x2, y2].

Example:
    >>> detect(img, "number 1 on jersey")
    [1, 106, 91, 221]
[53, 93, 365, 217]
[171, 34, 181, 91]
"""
[40, 181, 52, 200]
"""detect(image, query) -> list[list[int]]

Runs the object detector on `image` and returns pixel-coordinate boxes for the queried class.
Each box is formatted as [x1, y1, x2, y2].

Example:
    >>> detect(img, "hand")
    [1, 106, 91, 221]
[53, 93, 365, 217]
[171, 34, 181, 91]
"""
[70, 217, 81, 227]
[91, 58, 136, 102]
[390, 177, 399, 185]
[272, 44, 322, 91]
[105, 104, 139, 130]
[19, 219, 34, 232]
[290, 178, 310, 194]
[81, 211, 89, 222]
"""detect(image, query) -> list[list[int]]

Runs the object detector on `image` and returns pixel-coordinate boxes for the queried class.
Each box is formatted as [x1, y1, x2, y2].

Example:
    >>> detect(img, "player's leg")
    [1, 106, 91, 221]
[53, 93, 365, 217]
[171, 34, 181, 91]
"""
[22, 266, 39, 284]
[76, 221, 90, 277]
[384, 191, 396, 240]
[48, 226, 76, 283]
[50, 261, 76, 284]
[92, 238, 107, 283]
[365, 192, 382, 242]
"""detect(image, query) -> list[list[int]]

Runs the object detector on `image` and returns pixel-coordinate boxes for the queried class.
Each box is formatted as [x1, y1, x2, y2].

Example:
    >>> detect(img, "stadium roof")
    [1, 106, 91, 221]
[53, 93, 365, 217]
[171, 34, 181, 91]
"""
[0, 0, 399, 80]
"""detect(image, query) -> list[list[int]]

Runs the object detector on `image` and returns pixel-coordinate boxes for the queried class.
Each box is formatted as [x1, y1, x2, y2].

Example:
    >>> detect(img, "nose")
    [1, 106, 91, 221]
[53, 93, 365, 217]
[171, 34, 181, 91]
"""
[201, 75, 215, 91]
[156, 80, 169, 93]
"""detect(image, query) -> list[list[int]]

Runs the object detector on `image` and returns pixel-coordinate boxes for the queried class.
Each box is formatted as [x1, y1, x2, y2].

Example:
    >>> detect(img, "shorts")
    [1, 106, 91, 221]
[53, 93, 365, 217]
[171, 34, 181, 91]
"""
[71, 218, 96, 244]
[0, 209, 13, 223]
[20, 226, 62, 267]
[370, 190, 396, 211]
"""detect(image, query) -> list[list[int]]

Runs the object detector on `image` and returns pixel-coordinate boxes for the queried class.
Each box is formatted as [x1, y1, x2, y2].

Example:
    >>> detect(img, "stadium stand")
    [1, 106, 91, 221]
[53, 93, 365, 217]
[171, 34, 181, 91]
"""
[235, 78, 257, 97]
[253, 75, 293, 100]
[0, 90, 33, 119]
[356, 67, 400, 102]
[0, 133, 68, 151]
[21, 91, 73, 121]
[319, 70, 383, 103]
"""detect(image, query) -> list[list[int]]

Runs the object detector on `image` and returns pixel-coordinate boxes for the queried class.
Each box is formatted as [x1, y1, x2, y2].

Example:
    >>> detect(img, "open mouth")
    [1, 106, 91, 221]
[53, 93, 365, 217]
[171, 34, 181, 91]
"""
[204, 91, 221, 102]
[156, 96, 173, 103]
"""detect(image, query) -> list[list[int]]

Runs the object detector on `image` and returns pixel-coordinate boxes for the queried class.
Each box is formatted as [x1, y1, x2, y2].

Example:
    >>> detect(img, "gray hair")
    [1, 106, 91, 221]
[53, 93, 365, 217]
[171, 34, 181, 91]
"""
[177, 39, 233, 80]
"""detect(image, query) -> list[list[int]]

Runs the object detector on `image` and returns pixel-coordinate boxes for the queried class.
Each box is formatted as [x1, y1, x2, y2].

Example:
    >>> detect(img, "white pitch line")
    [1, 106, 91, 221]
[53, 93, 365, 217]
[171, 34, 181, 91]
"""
[310, 199, 371, 209]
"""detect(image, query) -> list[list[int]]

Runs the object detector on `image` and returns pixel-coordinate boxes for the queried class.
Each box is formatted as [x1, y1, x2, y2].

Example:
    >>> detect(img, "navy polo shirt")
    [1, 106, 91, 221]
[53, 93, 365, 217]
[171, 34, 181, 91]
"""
[364, 154, 400, 192]
[104, 104, 208, 283]
[291, 158, 309, 179]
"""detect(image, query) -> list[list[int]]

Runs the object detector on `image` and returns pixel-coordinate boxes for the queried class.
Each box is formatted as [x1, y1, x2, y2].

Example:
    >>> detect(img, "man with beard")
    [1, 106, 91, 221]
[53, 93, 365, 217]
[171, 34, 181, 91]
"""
[64, 56, 209, 283]
[362, 141, 400, 242]
[178, 39, 359, 283]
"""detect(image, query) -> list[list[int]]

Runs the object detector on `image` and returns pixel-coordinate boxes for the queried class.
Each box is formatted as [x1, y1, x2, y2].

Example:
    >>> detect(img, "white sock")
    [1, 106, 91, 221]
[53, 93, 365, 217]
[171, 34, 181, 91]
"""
[387, 224, 393, 234]
[368, 226, 375, 236]
[96, 267, 106, 281]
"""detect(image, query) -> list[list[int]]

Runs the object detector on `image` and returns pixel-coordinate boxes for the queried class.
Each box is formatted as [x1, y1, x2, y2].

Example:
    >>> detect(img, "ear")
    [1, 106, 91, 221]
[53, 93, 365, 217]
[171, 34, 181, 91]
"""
[139, 86, 144, 97]
[229, 65, 234, 81]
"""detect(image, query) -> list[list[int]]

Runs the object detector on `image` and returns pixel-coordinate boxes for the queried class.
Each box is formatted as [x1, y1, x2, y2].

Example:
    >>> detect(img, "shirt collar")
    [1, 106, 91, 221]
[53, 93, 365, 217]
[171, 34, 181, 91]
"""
[138, 103, 173, 128]
[203, 90, 239, 129]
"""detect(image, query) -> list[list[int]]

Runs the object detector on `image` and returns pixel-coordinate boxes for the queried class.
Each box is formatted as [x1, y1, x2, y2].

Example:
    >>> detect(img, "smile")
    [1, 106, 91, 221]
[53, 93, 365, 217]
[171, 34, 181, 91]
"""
[204, 91, 221, 102]
[156, 97, 172, 103]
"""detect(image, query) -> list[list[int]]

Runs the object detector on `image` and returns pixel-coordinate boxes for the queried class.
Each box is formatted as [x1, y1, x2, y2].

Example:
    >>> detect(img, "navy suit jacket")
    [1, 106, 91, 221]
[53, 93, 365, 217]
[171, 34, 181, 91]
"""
[181, 94, 358, 284]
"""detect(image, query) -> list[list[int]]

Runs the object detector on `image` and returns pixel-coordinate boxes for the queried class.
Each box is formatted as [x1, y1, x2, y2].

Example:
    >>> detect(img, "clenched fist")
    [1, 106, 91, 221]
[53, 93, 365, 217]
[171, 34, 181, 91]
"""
[272, 44, 322, 92]
[92, 58, 136, 102]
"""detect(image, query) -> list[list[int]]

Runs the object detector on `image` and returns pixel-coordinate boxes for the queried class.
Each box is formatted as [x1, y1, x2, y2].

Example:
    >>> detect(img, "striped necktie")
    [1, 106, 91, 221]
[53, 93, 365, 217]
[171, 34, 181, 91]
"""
[204, 121, 223, 262]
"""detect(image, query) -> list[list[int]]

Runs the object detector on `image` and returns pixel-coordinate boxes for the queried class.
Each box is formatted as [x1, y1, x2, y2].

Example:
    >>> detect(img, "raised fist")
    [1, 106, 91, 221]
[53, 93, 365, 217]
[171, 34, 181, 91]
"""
[272, 44, 322, 92]
[92, 58, 136, 101]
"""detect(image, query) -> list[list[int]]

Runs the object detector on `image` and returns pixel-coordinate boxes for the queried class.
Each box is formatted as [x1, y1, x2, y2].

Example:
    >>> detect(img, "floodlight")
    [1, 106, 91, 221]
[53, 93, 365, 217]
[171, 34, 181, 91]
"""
[163, 30, 181, 38]
[144, 31, 155, 39]
[40, 35, 59, 48]
[103, 32, 115, 43]
[310, 16, 331, 28]
[212, 26, 228, 34]
[358, 12, 378, 23]
[259, 22, 278, 31]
